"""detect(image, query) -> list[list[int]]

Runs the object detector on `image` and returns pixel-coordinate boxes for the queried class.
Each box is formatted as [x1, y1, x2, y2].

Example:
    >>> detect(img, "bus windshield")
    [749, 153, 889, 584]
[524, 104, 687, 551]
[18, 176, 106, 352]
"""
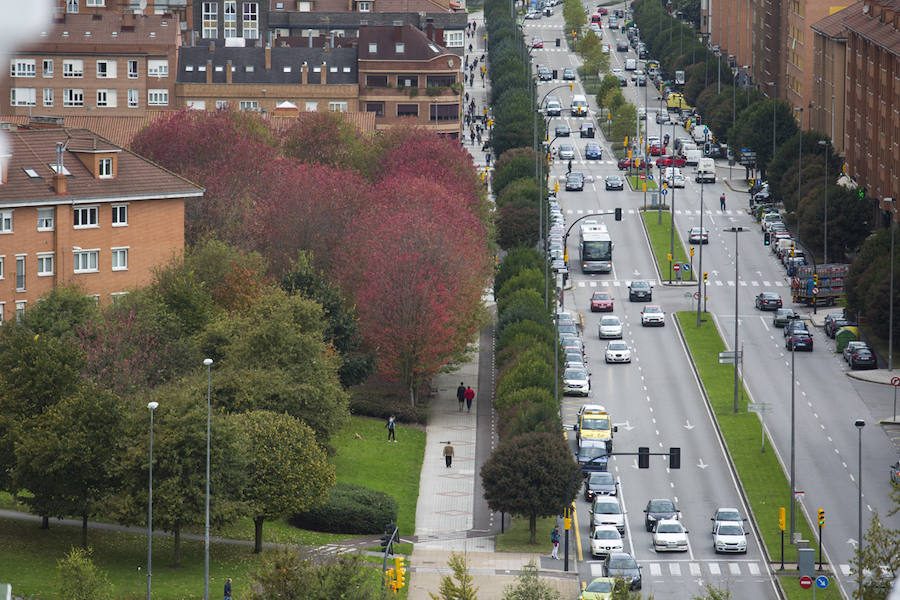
[583, 240, 611, 261]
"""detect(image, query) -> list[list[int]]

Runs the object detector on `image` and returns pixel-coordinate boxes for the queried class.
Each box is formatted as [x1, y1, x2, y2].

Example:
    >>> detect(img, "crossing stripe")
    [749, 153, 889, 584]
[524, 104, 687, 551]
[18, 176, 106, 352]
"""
[708, 563, 721, 575]
[748, 562, 761, 576]
[689, 563, 701, 576]
[669, 563, 682, 576]
[729, 563, 741, 575]
[649, 563, 662, 576]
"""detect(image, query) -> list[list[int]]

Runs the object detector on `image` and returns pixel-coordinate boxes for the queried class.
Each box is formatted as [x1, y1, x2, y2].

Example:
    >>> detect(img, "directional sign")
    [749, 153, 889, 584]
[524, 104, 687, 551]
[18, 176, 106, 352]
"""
[799, 577, 813, 590]
[816, 576, 829, 589]
[718, 350, 742, 364]
[747, 402, 773, 413]
[682, 263, 691, 272]
[648, 173, 654, 180]
[661, 188, 668, 196]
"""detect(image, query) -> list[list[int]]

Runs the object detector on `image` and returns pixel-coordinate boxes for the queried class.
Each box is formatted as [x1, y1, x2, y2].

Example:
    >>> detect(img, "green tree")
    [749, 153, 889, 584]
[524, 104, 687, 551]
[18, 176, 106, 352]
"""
[611, 577, 645, 600]
[498, 288, 552, 335]
[728, 99, 798, 178]
[596, 75, 621, 110]
[495, 249, 544, 297]
[241, 410, 335, 552]
[56, 547, 113, 600]
[247, 548, 390, 600]
[502, 561, 559, 600]
[431, 552, 478, 600]
[493, 148, 537, 198]
[20, 285, 100, 340]
[498, 202, 541, 250]
[480, 433, 581, 543]
[562, 0, 587, 31]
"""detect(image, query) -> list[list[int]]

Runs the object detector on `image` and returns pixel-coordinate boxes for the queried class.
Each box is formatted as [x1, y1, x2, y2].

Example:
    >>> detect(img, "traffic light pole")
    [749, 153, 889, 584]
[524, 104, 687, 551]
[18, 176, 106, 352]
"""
[380, 523, 399, 589]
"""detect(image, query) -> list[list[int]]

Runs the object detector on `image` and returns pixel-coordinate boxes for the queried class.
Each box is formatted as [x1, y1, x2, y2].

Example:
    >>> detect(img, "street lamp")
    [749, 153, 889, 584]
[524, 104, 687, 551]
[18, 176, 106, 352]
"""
[795, 107, 804, 232]
[768, 81, 776, 175]
[146, 401, 159, 600]
[204, 358, 213, 600]
[725, 227, 745, 414]
[697, 182, 705, 326]
[818, 139, 829, 264]
[789, 334, 797, 540]
[855, 419, 865, 562]
[889, 198, 896, 372]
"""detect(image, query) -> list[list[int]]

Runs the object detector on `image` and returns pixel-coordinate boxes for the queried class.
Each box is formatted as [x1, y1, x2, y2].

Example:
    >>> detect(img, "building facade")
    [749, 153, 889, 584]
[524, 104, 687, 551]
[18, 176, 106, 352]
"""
[0, 127, 203, 319]
[810, 3, 858, 154]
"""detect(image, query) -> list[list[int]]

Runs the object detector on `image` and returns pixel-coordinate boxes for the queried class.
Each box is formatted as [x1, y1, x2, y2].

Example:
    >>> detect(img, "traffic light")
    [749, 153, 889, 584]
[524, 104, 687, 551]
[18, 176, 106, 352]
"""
[615, 207, 622, 221]
[778, 507, 786, 531]
[858, 187, 866, 200]
[638, 446, 650, 469]
[791, 246, 795, 258]
[813, 274, 819, 285]
[669, 447, 681, 469]
[764, 232, 770, 245]
[703, 272, 708, 282]
[818, 509, 825, 528]
[569, 82, 574, 91]
[394, 557, 407, 589]
[690, 246, 694, 257]
[667, 253, 673, 262]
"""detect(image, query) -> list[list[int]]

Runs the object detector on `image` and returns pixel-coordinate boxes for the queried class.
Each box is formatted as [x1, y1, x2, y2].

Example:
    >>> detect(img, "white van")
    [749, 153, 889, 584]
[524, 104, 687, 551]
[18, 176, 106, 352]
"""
[678, 142, 697, 157]
[624, 58, 637, 71]
[571, 94, 588, 116]
[691, 124, 709, 143]
[695, 157, 716, 183]
[684, 148, 702, 166]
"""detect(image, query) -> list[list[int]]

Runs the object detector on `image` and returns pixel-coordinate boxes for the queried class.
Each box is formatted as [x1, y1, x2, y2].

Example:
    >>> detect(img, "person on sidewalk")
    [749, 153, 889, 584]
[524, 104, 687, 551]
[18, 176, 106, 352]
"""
[386, 415, 396, 442]
[224, 578, 232, 600]
[457, 382, 466, 411]
[464, 386, 475, 412]
[720, 193, 726, 210]
[551, 525, 560, 559]
[443, 443, 455, 468]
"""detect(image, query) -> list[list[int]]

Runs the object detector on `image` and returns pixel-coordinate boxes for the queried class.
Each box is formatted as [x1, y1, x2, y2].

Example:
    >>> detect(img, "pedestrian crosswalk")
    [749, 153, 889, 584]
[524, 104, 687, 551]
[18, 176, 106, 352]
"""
[574, 279, 788, 288]
[589, 560, 766, 579]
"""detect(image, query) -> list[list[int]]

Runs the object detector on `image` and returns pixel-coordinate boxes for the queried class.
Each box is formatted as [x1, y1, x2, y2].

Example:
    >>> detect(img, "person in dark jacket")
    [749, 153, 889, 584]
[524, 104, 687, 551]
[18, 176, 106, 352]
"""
[457, 382, 466, 411]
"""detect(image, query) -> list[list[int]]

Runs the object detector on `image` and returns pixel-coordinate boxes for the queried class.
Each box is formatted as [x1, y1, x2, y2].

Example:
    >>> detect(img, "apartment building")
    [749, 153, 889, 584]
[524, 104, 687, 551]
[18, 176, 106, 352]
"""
[810, 2, 859, 154]
[0, 127, 203, 320]
[1, 12, 179, 117]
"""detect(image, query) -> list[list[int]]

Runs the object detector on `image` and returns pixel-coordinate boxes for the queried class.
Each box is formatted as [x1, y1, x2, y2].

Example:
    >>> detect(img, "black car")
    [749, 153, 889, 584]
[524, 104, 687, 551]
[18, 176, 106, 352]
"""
[616, 40, 628, 51]
[786, 331, 813, 351]
[754, 292, 783, 310]
[577, 443, 610, 475]
[603, 552, 642, 590]
[644, 498, 679, 531]
[629, 280, 652, 301]
[706, 142, 726, 158]
[605, 176, 625, 191]
[555, 124, 571, 137]
[566, 172, 585, 191]
[537, 65, 552, 81]
[783, 319, 810, 338]
[585, 471, 617, 500]
[849, 348, 877, 369]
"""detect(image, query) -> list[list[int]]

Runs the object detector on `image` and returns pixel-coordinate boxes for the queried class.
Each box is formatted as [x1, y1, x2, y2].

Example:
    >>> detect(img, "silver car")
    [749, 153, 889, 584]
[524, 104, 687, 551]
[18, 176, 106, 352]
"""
[598, 315, 623, 339]
[558, 144, 575, 160]
[563, 367, 590, 396]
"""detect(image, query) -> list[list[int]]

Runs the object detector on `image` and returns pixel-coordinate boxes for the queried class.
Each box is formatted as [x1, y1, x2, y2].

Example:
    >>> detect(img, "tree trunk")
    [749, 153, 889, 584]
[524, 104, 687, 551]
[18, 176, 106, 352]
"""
[81, 513, 88, 549]
[254, 516, 264, 553]
[529, 512, 537, 545]
[409, 383, 416, 408]
[40, 515, 49, 529]
[173, 525, 181, 567]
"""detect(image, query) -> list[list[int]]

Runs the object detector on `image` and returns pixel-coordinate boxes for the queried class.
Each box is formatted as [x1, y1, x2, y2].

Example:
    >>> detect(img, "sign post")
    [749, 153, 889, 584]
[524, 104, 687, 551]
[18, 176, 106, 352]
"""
[748, 402, 772, 453]
[892, 376, 900, 421]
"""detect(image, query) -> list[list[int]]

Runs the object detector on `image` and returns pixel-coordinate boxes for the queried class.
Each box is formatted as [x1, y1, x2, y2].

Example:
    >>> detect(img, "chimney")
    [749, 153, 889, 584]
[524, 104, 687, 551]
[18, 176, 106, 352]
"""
[394, 23, 403, 41]
[226, 59, 232, 84]
[321, 62, 326, 84]
[206, 58, 213, 83]
[209, 41, 215, 52]
[53, 142, 67, 196]
[426, 17, 435, 41]
[301, 61, 308, 84]
[265, 45, 271, 70]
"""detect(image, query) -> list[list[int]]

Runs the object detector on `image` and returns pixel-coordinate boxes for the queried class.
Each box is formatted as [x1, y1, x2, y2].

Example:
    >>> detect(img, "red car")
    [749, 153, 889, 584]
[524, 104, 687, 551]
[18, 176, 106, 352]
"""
[591, 291, 614, 312]
[597, 7, 608, 14]
[617, 157, 638, 170]
[656, 155, 686, 168]
[649, 143, 665, 156]
[532, 36, 544, 49]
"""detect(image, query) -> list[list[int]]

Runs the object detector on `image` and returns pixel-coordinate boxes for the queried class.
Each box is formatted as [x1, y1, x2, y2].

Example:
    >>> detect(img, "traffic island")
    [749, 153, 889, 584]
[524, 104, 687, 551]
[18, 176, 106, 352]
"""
[626, 174, 658, 191]
[640, 211, 696, 283]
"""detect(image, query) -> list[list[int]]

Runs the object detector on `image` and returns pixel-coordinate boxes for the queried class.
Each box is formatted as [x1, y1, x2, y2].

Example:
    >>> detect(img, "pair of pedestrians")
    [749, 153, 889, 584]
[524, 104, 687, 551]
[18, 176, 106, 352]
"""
[456, 382, 475, 412]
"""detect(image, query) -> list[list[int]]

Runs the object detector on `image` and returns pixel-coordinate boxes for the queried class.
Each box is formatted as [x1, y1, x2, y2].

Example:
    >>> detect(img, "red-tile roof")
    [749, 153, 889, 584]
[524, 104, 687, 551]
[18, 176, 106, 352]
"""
[811, 2, 862, 39]
[841, 0, 900, 55]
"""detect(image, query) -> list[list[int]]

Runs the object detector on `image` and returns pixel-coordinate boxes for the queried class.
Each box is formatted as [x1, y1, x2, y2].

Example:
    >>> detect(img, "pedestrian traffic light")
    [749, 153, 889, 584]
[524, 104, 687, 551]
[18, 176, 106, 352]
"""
[569, 82, 574, 91]
[667, 253, 673, 262]
[778, 507, 786, 531]
[791, 246, 795, 258]
[394, 557, 407, 589]
[858, 187, 866, 199]
[818, 509, 825, 528]
[615, 207, 622, 221]
[669, 447, 681, 469]
[703, 272, 708, 282]
[638, 446, 650, 469]
[764, 232, 770, 245]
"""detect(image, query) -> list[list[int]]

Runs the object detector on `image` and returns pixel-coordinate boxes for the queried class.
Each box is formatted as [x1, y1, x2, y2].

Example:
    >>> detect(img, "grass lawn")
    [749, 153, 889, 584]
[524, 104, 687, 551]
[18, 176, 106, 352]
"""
[642, 211, 695, 281]
[626, 175, 658, 191]
[676, 312, 835, 600]
[496, 516, 556, 553]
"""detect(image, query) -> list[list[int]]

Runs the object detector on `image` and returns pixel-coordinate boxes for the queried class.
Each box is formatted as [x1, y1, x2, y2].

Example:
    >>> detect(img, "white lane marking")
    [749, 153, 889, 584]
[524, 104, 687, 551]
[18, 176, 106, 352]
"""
[708, 562, 721, 575]
[690, 562, 701, 576]
[649, 563, 662, 576]
[669, 563, 682, 576]
[749, 562, 761, 575]
[729, 562, 741, 575]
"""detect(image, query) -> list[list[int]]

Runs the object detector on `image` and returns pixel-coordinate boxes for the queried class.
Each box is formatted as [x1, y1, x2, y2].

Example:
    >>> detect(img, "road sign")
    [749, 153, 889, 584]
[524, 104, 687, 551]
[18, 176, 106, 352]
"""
[891, 376, 900, 387]
[748, 402, 773, 413]
[799, 577, 813, 589]
[648, 173, 654, 180]
[673, 263, 680, 272]
[812, 286, 819, 295]
[661, 188, 668, 195]
[682, 263, 691, 271]
[718, 350, 743, 364]
[693, 291, 700, 299]
[816, 576, 829, 589]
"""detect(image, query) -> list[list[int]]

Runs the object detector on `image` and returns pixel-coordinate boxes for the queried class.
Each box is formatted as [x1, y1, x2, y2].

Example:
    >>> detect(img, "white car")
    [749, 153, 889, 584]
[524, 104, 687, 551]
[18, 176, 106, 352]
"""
[711, 507, 743, 531]
[590, 22, 602, 35]
[667, 173, 686, 188]
[605, 341, 632, 363]
[591, 496, 625, 534]
[652, 519, 689, 552]
[640, 305, 665, 326]
[598, 315, 623, 339]
[564, 367, 591, 396]
[591, 525, 624, 558]
[558, 144, 576, 160]
[712, 522, 747, 553]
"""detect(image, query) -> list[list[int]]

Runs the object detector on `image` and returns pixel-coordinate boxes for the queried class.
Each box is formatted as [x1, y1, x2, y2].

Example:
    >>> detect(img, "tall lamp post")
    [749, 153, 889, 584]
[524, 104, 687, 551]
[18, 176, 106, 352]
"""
[855, 418, 866, 600]
[204, 358, 213, 600]
[890, 199, 896, 372]
[768, 81, 776, 175]
[819, 139, 829, 264]
[725, 226, 745, 413]
[147, 401, 159, 600]
[697, 182, 705, 326]
[789, 338, 797, 540]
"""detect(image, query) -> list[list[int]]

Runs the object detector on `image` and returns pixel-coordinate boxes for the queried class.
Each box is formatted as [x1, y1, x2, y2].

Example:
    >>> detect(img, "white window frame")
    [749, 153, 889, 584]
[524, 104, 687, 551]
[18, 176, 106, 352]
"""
[86, 0, 105, 5]
[242, 2, 259, 39]
[10, 59, 36, 78]
[0, 210, 12, 233]
[43, 88, 54, 106]
[148, 60, 169, 78]
[128, 88, 139, 107]
[10, 88, 36, 106]
[15, 301, 25, 322]
[111, 247, 128, 271]
[127, 59, 138, 79]
[73, 249, 99, 273]
[37, 208, 54, 231]
[110, 292, 128, 303]
[99, 158, 113, 178]
[187, 100, 207, 110]
[148, 89, 169, 106]
[202, 2, 218, 38]
[111, 204, 127, 225]
[15, 255, 25, 291]
[42, 59, 53, 77]
[96, 59, 117, 78]
[73, 205, 98, 228]
[444, 30, 464, 48]
[298, 1, 310, 10]
[329, 101, 348, 112]
[96, 89, 117, 108]
[0, 256, 3, 279]
[63, 88, 84, 107]
[215, 100, 229, 109]
[66, 0, 78, 12]
[358, 1, 371, 11]
[368, 43, 377, 53]
[239, 100, 258, 111]
[63, 59, 84, 78]
[224, 1, 237, 37]
[305, 101, 318, 111]
[0, 302, 4, 323]
[37, 253, 54, 276]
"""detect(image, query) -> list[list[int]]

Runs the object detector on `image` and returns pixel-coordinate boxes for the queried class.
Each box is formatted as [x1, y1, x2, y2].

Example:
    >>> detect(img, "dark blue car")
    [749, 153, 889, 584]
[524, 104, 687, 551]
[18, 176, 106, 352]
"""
[585, 143, 603, 159]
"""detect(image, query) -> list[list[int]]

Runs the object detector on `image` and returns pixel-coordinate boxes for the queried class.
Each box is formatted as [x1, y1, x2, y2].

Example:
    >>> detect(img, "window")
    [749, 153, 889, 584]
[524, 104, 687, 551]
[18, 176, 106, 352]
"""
[366, 74, 388, 87]
[358, 1, 370, 10]
[148, 89, 169, 106]
[73, 206, 98, 228]
[111, 204, 127, 225]
[329, 102, 348, 112]
[305, 101, 318, 111]
[148, 59, 168, 77]
[202, 2, 218, 38]
[37, 208, 54, 231]
[431, 103, 460, 121]
[0, 211, 12, 233]
[15, 256, 25, 291]
[216, 100, 229, 109]
[10, 88, 36, 106]
[444, 30, 464, 48]
[365, 102, 384, 116]
[128, 88, 139, 107]
[43, 88, 53, 106]
[63, 59, 83, 78]
[37, 253, 54, 276]
[397, 103, 418, 117]
[127, 59, 138, 78]
[63, 88, 84, 107]
[242, 2, 259, 39]
[42, 59, 53, 77]
[0, 256, 3, 279]
[15, 301, 25, 322]
[73, 249, 99, 273]
[224, 1, 237, 37]
[67, 0, 79, 12]
[99, 158, 113, 178]
[427, 75, 455, 87]
[110, 292, 128, 303]
[239, 100, 259, 111]
[86, 0, 105, 5]
[96, 89, 117, 107]
[0, 303, 4, 323]
[395, 43, 405, 53]
[298, 1, 310, 9]
[368, 43, 377, 53]
[10, 59, 36, 77]
[111, 248, 128, 271]
[398, 75, 418, 88]
[96, 60, 117, 78]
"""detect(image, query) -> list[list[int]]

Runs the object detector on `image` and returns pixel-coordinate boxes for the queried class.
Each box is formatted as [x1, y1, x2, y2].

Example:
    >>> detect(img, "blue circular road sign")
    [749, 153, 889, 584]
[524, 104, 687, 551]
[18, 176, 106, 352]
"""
[648, 173, 654, 180]
[815, 576, 829, 589]
[681, 263, 691, 271]
[661, 188, 668, 195]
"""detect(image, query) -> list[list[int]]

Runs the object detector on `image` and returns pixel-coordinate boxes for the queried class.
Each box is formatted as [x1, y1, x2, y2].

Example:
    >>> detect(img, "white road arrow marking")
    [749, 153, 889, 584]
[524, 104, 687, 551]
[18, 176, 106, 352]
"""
[683, 420, 695, 430]
[697, 458, 709, 469]
[847, 538, 858, 547]
[614, 421, 635, 431]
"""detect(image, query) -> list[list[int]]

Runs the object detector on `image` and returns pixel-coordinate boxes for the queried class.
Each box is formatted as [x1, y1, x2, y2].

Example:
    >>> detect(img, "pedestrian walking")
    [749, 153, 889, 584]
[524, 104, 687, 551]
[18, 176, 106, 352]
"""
[443, 443, 455, 468]
[485, 153, 492, 167]
[477, 131, 482, 145]
[385, 415, 396, 442]
[468, 43, 473, 53]
[457, 382, 466, 411]
[720, 193, 726, 210]
[551, 525, 560, 559]
[464, 385, 475, 411]
[224, 578, 232, 600]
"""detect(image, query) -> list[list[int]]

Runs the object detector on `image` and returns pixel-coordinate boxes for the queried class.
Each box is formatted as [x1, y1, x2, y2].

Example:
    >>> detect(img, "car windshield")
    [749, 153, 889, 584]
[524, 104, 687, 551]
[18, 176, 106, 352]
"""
[590, 473, 614, 485]
[601, 317, 620, 326]
[608, 342, 628, 350]
[586, 580, 614, 593]
[649, 500, 674, 512]
[559, 323, 577, 334]
[583, 416, 610, 431]
[595, 501, 621, 514]
[593, 293, 612, 300]
[632, 281, 649, 290]
[593, 529, 619, 539]
[657, 523, 683, 533]
[718, 525, 744, 536]
[608, 556, 637, 569]
[762, 293, 779, 299]
[644, 306, 662, 314]
[579, 445, 608, 459]
[716, 509, 741, 521]
[565, 369, 587, 380]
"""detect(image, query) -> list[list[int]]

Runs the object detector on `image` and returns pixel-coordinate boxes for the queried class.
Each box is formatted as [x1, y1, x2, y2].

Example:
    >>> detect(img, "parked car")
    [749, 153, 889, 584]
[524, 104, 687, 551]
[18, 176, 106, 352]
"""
[891, 461, 900, 486]
[843, 341, 870, 362]
[849, 348, 877, 369]
[564, 367, 591, 396]
[754, 292, 783, 310]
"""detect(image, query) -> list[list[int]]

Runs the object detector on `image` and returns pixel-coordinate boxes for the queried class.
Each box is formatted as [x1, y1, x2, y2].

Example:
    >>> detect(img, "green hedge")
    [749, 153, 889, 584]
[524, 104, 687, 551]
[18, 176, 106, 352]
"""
[290, 482, 398, 534]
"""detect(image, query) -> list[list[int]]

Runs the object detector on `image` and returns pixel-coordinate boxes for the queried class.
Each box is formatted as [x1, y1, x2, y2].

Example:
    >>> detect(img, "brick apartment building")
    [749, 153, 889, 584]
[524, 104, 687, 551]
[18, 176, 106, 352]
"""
[0, 127, 203, 321]
[1, 12, 179, 117]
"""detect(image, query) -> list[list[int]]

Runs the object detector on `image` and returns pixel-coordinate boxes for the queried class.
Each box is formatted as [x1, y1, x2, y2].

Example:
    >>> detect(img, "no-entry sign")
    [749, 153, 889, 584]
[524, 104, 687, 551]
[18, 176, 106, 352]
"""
[799, 576, 813, 589]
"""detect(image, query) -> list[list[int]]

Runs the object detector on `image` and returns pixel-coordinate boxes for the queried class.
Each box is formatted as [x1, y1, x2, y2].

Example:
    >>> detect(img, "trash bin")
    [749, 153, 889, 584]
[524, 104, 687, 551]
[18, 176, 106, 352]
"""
[835, 327, 859, 353]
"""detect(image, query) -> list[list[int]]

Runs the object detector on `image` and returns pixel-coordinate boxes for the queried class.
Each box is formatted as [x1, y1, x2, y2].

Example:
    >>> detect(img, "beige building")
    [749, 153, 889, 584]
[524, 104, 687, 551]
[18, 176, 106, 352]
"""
[810, 2, 859, 154]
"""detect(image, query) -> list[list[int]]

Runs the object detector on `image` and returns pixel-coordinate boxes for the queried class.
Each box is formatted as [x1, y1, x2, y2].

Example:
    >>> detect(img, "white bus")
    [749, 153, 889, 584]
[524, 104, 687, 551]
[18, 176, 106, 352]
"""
[580, 225, 613, 273]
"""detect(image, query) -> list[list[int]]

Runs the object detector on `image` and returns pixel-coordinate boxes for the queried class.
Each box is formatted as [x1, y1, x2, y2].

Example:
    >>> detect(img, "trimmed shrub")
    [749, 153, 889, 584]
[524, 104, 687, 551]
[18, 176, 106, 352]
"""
[495, 248, 543, 296]
[498, 288, 551, 334]
[497, 319, 556, 354]
[290, 482, 398, 534]
[497, 267, 544, 300]
[500, 397, 563, 439]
